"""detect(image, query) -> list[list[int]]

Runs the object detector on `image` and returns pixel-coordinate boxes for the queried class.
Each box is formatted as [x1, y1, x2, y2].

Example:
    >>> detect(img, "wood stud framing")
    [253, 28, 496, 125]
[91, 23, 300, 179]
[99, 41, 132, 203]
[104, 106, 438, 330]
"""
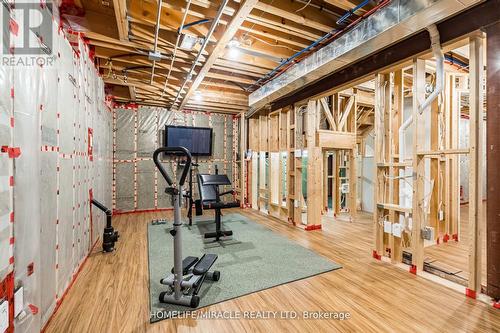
[368, 34, 489, 298]
[247, 86, 364, 229]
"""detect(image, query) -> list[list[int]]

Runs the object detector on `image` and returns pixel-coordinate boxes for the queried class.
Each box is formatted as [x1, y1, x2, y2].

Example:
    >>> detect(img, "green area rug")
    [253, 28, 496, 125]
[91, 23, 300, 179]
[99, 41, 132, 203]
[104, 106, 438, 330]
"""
[148, 213, 341, 323]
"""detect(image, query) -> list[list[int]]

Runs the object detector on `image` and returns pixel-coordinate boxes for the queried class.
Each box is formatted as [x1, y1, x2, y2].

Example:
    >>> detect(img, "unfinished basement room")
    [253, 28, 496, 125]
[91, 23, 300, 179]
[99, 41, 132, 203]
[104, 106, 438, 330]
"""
[0, 0, 500, 332]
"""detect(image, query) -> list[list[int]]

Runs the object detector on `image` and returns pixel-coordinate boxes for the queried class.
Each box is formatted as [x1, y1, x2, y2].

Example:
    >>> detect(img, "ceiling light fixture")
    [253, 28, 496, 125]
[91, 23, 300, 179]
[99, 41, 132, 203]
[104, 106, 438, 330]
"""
[179, 34, 201, 51]
[227, 38, 241, 59]
[194, 90, 203, 102]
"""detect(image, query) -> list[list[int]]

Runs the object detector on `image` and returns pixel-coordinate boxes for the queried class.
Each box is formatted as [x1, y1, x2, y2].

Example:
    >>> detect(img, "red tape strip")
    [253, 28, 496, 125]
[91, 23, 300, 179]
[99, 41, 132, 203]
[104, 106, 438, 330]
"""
[465, 288, 476, 299]
[9, 19, 19, 36]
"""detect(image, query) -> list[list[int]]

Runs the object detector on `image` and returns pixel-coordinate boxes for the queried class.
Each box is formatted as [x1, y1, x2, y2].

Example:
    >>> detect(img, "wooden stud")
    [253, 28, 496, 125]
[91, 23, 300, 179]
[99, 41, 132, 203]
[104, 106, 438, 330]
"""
[467, 35, 485, 293]
[411, 58, 426, 272]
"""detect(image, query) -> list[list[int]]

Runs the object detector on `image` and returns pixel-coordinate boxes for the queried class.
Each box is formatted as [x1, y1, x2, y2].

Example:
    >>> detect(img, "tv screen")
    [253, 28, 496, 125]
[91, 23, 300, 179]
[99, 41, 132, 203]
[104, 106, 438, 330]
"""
[165, 125, 213, 156]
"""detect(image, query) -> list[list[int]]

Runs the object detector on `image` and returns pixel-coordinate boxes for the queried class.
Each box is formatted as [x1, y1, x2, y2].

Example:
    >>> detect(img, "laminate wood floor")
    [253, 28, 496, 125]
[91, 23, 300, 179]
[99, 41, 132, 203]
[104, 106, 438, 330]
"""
[425, 204, 487, 286]
[44, 209, 500, 333]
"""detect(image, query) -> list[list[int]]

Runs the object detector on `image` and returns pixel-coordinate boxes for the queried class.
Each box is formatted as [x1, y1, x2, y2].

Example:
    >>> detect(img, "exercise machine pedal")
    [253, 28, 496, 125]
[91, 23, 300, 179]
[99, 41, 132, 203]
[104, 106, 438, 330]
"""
[171, 256, 199, 275]
[193, 254, 218, 275]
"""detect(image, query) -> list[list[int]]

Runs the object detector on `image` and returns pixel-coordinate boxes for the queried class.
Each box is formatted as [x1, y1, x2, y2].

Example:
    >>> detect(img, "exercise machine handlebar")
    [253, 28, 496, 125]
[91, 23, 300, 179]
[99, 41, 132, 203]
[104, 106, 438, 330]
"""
[153, 147, 192, 187]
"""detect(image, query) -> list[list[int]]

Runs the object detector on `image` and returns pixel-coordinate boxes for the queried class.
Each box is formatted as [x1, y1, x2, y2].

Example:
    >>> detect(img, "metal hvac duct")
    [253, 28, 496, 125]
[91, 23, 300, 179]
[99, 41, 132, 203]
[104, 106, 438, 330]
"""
[248, 0, 482, 114]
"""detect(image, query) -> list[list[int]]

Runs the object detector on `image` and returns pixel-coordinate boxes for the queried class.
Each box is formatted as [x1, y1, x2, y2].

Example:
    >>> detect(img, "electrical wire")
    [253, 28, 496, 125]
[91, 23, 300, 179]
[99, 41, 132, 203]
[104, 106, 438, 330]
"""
[295, 0, 312, 12]
[160, 0, 192, 101]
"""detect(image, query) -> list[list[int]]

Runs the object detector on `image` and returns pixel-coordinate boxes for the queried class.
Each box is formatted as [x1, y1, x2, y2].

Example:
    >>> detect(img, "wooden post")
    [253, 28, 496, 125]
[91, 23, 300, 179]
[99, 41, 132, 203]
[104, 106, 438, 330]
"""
[294, 106, 303, 225]
[393, 69, 404, 262]
[411, 58, 426, 272]
[486, 21, 500, 300]
[430, 98, 440, 237]
[373, 74, 385, 256]
[449, 75, 460, 238]
[323, 153, 329, 212]
[467, 35, 484, 294]
[306, 100, 322, 227]
[240, 115, 246, 207]
[349, 147, 357, 219]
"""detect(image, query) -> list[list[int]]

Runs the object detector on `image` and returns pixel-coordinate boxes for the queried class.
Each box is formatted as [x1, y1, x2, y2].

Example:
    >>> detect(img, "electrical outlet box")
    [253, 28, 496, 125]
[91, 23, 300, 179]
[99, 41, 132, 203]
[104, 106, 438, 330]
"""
[0, 299, 8, 333]
[421, 226, 435, 241]
[295, 149, 302, 158]
[438, 210, 444, 221]
[14, 287, 23, 317]
[148, 51, 163, 61]
[341, 183, 349, 194]
[384, 220, 392, 234]
[392, 223, 402, 238]
[294, 199, 299, 208]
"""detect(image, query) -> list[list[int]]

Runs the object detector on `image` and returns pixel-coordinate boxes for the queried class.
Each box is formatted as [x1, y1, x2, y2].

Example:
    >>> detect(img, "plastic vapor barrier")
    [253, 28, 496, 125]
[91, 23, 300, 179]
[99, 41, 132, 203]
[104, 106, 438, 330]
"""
[0, 6, 113, 332]
[113, 106, 239, 212]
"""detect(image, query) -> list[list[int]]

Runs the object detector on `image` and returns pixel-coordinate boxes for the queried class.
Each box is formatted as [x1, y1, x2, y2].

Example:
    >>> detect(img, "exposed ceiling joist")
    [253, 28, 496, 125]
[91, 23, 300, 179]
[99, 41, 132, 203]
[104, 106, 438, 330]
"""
[113, 0, 129, 40]
[177, 0, 260, 110]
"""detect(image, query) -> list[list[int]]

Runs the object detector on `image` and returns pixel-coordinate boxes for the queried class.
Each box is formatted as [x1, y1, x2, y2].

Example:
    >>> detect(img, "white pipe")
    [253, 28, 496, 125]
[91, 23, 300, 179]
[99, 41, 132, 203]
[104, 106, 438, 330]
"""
[171, 0, 229, 109]
[160, 0, 192, 99]
[398, 24, 444, 159]
[418, 24, 444, 114]
[398, 24, 443, 207]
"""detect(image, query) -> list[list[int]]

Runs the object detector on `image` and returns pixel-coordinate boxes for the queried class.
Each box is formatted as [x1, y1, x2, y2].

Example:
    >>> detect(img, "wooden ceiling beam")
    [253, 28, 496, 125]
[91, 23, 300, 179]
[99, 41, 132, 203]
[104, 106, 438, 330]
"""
[233, 34, 294, 60]
[199, 80, 247, 92]
[177, 0, 259, 109]
[128, 0, 217, 42]
[198, 88, 248, 101]
[245, 14, 321, 41]
[253, 1, 334, 33]
[113, 0, 129, 40]
[157, 0, 231, 26]
[214, 58, 270, 74]
[205, 71, 256, 85]
[324, 0, 367, 13]
[238, 21, 310, 49]
[184, 104, 244, 114]
[187, 100, 246, 110]
[217, 52, 277, 69]
[211, 64, 263, 78]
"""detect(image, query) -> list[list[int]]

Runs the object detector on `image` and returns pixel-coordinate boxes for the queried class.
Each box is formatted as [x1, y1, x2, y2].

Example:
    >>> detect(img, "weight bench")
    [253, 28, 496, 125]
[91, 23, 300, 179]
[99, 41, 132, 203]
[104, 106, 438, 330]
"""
[196, 174, 240, 241]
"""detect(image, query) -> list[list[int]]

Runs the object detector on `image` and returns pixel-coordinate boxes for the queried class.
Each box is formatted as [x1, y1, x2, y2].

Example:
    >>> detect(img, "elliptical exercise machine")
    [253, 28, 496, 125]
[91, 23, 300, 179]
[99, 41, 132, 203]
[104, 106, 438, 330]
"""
[153, 146, 220, 308]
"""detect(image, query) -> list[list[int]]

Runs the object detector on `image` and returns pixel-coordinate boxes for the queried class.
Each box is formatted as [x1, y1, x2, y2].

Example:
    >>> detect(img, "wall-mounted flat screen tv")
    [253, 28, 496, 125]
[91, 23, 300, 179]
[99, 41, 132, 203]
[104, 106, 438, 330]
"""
[165, 125, 213, 156]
